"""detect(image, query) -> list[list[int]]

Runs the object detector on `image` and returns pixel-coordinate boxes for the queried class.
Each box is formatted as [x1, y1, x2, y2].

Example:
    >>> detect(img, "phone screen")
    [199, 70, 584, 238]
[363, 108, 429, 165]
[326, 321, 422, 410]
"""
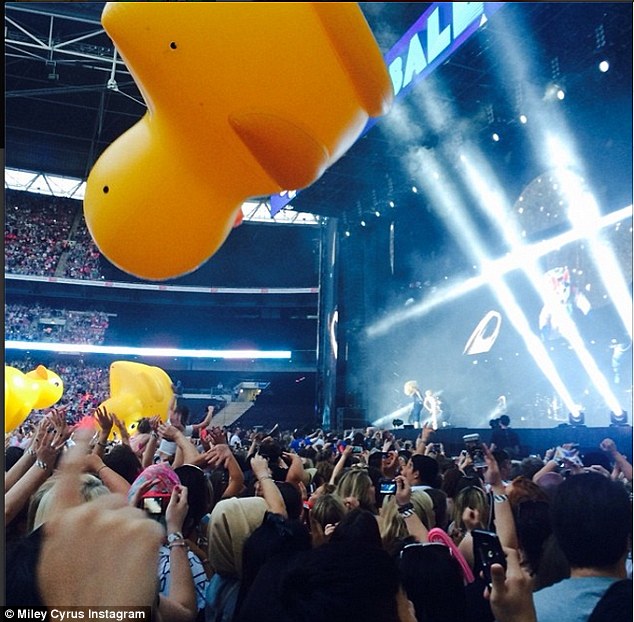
[469, 447, 487, 468]
[142, 493, 170, 523]
[379, 480, 397, 495]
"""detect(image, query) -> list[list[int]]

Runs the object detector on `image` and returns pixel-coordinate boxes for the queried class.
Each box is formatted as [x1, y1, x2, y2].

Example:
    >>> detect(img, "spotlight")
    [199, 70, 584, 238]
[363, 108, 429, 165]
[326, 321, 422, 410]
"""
[375, 211, 380, 218]
[412, 186, 418, 193]
[544, 83, 566, 101]
[519, 114, 528, 124]
[610, 410, 629, 426]
[360, 220, 366, 227]
[389, 201, 395, 208]
[492, 133, 500, 142]
[599, 60, 610, 73]
[568, 411, 585, 426]
[344, 230, 351, 237]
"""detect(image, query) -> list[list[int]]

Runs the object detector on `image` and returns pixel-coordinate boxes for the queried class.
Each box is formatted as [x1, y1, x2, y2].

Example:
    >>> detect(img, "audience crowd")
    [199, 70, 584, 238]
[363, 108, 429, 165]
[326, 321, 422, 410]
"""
[6, 304, 109, 345]
[3, 195, 633, 620]
[5, 395, 632, 621]
[5, 189, 104, 280]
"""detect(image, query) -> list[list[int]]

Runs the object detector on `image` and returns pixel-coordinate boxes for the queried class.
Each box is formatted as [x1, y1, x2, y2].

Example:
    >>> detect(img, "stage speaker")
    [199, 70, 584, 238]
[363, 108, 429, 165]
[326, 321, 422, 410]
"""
[403, 424, 414, 430]
[336, 407, 367, 430]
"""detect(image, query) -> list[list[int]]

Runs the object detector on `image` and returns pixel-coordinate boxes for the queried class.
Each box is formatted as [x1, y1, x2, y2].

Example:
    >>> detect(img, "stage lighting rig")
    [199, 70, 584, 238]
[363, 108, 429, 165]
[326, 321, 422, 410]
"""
[568, 410, 585, 426]
[610, 410, 629, 426]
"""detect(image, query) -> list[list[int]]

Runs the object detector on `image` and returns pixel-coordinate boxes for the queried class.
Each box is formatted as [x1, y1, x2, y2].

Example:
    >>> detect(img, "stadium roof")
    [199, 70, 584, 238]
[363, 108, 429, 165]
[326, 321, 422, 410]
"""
[5, 3, 633, 221]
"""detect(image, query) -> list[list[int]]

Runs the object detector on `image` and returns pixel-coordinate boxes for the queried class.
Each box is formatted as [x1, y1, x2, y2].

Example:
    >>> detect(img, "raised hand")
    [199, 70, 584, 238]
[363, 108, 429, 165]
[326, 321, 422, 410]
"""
[158, 422, 178, 442]
[93, 406, 113, 435]
[112, 414, 131, 445]
[165, 485, 189, 535]
[250, 454, 272, 481]
[37, 433, 163, 607]
[462, 507, 481, 532]
[483, 443, 503, 489]
[208, 426, 226, 446]
[457, 450, 472, 473]
[128, 477, 160, 509]
[206, 444, 233, 469]
[487, 547, 536, 622]
[394, 475, 411, 507]
[600, 438, 618, 456]
[584, 464, 611, 478]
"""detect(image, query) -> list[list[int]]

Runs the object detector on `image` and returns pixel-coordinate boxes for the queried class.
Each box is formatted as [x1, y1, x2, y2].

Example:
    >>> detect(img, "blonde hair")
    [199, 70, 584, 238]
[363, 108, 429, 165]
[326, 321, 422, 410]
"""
[28, 473, 110, 532]
[311, 492, 347, 531]
[335, 468, 376, 514]
[452, 486, 489, 531]
[403, 380, 419, 396]
[380, 491, 435, 552]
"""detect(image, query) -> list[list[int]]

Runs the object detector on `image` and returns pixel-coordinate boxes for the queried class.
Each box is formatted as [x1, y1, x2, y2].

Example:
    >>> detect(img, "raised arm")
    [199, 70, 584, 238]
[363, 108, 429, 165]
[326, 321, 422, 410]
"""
[483, 443, 517, 551]
[84, 452, 130, 495]
[92, 406, 114, 458]
[112, 414, 131, 448]
[157, 485, 197, 622]
[329, 445, 353, 485]
[191, 405, 214, 431]
[5, 429, 63, 525]
[251, 454, 286, 518]
[205, 444, 245, 498]
[394, 475, 428, 543]
[36, 436, 164, 608]
[159, 423, 200, 469]
[141, 415, 162, 468]
[487, 547, 537, 622]
[601, 438, 633, 482]
[282, 451, 309, 487]
[531, 448, 560, 483]
[5, 416, 49, 492]
[413, 423, 434, 455]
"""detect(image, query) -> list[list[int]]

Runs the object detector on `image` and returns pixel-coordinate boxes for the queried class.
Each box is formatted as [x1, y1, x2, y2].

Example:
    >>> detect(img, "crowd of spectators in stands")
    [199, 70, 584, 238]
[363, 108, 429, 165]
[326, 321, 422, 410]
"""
[5, 397, 632, 621]
[5, 304, 109, 345]
[62, 225, 103, 281]
[5, 189, 104, 280]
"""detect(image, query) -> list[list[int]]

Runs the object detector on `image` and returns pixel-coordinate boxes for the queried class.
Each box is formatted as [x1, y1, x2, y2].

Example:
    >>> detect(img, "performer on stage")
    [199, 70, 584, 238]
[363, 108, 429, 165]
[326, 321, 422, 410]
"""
[423, 389, 442, 431]
[403, 380, 424, 429]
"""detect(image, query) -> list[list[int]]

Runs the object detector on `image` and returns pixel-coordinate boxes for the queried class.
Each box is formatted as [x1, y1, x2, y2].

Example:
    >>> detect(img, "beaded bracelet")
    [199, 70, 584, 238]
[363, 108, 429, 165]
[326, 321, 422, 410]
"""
[397, 502, 414, 514]
[27, 447, 37, 457]
[35, 459, 48, 471]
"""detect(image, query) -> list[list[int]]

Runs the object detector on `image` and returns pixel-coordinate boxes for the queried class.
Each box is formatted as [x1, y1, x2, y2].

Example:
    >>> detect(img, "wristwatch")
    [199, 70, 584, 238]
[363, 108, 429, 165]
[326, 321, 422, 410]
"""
[167, 531, 184, 544]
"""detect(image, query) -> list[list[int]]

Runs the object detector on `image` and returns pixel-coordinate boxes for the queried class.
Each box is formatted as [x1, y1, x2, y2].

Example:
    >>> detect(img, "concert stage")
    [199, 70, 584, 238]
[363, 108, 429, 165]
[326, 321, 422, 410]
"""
[389, 426, 633, 460]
